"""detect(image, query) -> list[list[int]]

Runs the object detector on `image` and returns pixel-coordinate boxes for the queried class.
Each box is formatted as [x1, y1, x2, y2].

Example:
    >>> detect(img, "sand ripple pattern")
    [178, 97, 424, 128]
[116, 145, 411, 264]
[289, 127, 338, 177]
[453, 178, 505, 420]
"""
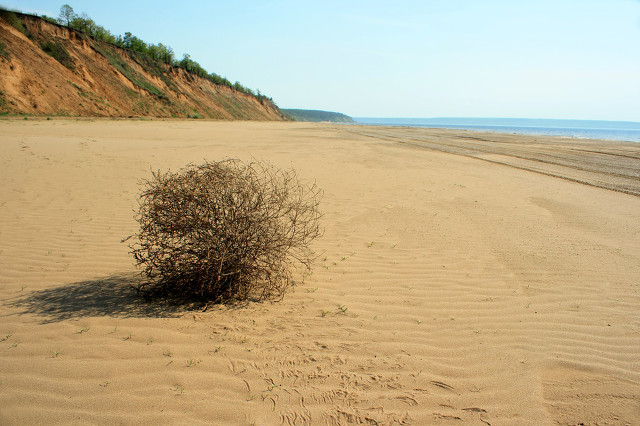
[1, 120, 639, 424]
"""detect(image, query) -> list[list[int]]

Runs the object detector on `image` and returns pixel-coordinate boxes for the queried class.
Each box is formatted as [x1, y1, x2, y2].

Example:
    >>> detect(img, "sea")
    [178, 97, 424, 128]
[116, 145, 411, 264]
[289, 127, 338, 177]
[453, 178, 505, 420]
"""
[353, 117, 640, 142]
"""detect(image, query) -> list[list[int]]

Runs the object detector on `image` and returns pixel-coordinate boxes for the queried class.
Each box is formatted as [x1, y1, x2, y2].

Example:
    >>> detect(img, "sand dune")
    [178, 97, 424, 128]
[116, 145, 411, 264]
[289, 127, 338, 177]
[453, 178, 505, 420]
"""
[1, 119, 639, 425]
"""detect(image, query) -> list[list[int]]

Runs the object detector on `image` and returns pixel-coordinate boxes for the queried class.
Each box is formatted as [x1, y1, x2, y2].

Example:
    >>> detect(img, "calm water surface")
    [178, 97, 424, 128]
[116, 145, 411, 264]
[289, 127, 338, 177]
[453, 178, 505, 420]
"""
[354, 118, 640, 142]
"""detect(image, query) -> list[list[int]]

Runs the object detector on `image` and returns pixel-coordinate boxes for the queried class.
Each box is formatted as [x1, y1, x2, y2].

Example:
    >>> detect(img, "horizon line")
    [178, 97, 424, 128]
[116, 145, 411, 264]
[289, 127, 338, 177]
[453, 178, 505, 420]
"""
[352, 116, 640, 124]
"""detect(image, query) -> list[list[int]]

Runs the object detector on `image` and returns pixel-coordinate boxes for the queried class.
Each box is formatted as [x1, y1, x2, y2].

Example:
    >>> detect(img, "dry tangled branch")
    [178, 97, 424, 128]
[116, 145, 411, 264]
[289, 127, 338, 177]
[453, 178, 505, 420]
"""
[124, 159, 322, 304]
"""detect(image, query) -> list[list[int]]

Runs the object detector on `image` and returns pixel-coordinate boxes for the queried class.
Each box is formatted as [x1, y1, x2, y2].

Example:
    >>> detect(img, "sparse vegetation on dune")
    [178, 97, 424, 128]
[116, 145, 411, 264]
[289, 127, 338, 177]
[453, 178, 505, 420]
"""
[0, 9, 29, 37]
[0, 42, 8, 60]
[40, 40, 75, 70]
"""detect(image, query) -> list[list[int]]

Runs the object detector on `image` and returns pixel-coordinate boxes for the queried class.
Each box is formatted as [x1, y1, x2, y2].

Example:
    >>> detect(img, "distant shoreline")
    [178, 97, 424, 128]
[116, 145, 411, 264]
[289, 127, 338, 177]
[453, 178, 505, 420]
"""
[4, 114, 640, 142]
[353, 117, 640, 142]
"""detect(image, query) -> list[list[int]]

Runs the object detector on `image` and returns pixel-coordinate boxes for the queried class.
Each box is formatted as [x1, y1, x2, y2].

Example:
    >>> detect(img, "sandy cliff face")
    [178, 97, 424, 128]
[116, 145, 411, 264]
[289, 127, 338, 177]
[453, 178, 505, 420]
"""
[0, 13, 285, 119]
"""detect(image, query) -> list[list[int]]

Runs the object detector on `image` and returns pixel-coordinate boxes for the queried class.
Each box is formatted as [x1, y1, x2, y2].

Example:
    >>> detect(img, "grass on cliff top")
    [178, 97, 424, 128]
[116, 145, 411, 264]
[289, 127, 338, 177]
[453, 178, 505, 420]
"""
[91, 42, 167, 100]
[0, 9, 30, 37]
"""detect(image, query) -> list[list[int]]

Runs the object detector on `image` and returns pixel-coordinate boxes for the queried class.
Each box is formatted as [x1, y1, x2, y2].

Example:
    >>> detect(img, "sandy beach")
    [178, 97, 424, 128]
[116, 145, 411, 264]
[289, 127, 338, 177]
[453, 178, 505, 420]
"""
[1, 119, 639, 425]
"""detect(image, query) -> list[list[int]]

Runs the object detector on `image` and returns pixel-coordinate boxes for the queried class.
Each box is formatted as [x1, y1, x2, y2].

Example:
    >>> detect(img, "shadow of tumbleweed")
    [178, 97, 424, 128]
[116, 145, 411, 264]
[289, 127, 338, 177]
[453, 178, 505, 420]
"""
[8, 273, 184, 323]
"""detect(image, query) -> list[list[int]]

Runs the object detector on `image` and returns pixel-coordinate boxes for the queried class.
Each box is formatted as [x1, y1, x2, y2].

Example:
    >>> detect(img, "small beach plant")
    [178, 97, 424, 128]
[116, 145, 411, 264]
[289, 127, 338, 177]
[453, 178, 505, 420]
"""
[125, 159, 322, 304]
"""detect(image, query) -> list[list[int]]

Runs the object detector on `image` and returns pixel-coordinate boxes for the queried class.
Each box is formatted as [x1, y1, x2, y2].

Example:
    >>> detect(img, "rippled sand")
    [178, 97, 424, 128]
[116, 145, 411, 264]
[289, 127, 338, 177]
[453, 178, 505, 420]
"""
[1, 119, 639, 424]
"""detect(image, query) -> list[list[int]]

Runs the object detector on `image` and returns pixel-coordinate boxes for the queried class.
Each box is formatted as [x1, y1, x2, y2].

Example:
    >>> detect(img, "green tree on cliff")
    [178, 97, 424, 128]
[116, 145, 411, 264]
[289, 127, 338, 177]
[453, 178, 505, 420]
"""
[58, 4, 76, 26]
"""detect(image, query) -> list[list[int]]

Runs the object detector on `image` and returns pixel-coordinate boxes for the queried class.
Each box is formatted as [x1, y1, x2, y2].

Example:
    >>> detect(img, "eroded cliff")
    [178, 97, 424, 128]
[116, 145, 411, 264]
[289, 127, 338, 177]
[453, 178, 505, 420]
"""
[0, 12, 285, 120]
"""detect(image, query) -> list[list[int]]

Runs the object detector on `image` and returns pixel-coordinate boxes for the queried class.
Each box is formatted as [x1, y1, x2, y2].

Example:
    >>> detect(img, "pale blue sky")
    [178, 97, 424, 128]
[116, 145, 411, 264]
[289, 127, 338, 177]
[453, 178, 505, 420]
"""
[3, 0, 639, 120]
